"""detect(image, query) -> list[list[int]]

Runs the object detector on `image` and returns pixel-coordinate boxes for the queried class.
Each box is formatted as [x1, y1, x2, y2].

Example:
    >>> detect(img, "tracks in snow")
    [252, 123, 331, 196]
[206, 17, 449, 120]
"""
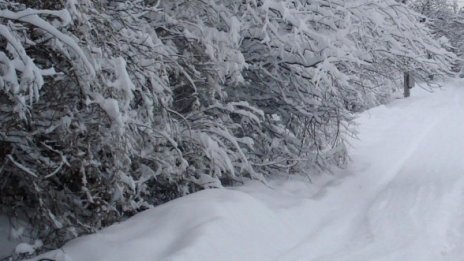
[279, 83, 464, 261]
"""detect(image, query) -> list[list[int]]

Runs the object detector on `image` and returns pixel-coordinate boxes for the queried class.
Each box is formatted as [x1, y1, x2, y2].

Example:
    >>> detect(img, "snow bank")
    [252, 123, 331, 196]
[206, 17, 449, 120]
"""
[27, 176, 332, 261]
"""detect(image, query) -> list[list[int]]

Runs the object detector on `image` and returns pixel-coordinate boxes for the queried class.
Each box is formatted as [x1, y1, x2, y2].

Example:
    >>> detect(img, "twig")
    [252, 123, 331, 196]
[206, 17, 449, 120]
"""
[6, 154, 38, 178]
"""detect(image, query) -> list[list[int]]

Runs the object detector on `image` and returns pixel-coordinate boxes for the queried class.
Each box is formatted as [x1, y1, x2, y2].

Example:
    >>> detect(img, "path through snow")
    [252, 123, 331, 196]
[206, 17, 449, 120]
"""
[32, 81, 464, 261]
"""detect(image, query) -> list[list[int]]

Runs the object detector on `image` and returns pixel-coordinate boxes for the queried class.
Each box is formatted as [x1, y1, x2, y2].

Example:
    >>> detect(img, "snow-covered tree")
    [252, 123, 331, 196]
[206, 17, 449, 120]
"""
[409, 0, 464, 72]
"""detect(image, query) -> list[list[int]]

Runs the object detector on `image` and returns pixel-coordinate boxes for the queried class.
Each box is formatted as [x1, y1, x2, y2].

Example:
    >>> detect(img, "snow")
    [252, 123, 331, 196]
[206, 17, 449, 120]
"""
[91, 94, 125, 133]
[15, 241, 42, 256]
[22, 80, 464, 260]
[110, 57, 135, 107]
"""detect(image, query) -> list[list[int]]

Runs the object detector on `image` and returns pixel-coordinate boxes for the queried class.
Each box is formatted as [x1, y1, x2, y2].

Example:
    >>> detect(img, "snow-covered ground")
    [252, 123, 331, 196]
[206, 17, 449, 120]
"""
[22, 80, 464, 260]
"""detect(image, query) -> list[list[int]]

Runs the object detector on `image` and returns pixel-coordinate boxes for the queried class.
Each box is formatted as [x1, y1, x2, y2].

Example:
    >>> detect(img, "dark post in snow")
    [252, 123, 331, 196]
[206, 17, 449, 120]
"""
[403, 72, 410, 98]
[428, 52, 434, 80]
[403, 71, 414, 98]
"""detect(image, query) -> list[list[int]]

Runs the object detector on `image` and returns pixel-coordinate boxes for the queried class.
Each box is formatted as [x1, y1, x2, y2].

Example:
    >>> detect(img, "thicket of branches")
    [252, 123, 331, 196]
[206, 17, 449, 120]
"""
[0, 0, 455, 256]
[410, 0, 464, 74]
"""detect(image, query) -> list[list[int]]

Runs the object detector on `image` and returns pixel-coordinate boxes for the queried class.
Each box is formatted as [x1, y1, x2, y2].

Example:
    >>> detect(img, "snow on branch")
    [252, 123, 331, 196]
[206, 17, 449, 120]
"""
[0, 8, 95, 77]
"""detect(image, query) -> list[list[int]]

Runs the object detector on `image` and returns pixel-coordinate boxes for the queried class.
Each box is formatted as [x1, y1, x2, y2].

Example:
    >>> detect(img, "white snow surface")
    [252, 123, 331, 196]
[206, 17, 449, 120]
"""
[30, 80, 464, 260]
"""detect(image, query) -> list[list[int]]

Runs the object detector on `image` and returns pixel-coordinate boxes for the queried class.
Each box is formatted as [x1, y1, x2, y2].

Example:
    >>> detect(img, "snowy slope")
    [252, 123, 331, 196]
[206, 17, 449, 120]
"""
[30, 81, 464, 261]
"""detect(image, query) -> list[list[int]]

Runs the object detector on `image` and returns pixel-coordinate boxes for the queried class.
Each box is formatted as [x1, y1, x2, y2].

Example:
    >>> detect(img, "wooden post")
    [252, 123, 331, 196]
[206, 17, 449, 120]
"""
[427, 53, 434, 80]
[403, 72, 410, 98]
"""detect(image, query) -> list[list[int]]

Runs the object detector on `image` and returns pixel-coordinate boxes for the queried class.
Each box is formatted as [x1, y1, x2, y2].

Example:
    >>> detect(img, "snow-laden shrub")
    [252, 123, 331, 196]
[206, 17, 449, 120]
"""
[410, 0, 464, 74]
[345, 0, 456, 109]
[0, 0, 263, 251]
[0, 0, 455, 256]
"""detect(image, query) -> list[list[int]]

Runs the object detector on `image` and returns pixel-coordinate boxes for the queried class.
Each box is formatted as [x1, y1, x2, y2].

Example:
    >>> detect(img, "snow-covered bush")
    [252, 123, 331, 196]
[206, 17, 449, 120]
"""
[0, 0, 455, 256]
[410, 0, 464, 73]
[347, 0, 455, 106]
[0, 0, 263, 251]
